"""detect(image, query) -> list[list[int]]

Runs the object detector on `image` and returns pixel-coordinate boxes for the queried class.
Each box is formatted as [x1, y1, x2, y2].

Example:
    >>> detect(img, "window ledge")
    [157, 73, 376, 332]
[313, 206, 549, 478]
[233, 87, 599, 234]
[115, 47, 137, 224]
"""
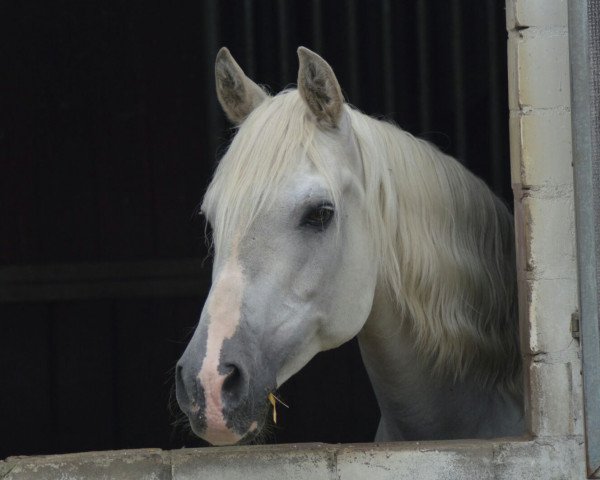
[1, 437, 587, 479]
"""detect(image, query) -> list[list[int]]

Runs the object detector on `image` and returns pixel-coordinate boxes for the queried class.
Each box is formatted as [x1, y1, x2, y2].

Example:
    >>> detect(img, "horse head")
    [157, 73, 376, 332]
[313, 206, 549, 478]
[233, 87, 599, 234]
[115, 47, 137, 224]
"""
[175, 47, 378, 445]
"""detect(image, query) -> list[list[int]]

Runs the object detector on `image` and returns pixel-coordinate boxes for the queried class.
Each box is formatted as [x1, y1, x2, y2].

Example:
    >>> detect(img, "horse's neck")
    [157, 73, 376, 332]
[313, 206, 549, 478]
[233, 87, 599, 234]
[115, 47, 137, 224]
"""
[358, 285, 523, 441]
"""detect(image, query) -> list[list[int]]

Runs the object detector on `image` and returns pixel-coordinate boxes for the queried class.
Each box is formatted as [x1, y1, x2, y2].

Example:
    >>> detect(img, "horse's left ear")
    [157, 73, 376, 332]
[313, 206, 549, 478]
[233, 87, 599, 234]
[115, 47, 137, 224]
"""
[297, 47, 345, 128]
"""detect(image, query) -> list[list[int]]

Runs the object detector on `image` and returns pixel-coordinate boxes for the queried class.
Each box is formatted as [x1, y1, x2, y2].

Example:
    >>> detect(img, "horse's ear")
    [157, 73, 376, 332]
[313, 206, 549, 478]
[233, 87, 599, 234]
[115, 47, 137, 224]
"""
[297, 47, 344, 128]
[215, 47, 267, 124]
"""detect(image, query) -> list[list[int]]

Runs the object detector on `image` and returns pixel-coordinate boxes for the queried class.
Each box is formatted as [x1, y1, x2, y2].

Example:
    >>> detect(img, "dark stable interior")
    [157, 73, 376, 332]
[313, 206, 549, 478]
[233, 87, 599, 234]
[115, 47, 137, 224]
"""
[0, 0, 510, 458]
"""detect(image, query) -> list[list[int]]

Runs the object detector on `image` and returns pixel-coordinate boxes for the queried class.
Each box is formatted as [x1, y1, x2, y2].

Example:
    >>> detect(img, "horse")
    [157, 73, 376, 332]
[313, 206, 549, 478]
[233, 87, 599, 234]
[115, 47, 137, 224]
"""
[175, 46, 523, 446]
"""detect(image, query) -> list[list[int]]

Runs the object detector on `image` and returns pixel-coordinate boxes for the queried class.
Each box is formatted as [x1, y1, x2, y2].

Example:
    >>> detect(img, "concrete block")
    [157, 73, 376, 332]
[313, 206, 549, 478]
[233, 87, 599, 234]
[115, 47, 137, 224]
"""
[518, 112, 573, 187]
[2, 449, 170, 480]
[521, 194, 576, 278]
[0, 459, 18, 477]
[336, 442, 494, 480]
[526, 277, 578, 355]
[529, 361, 578, 437]
[172, 443, 334, 480]
[512, 0, 568, 28]
[509, 114, 522, 186]
[516, 34, 570, 109]
[505, 0, 517, 31]
[507, 36, 520, 112]
[492, 438, 586, 479]
[570, 354, 585, 437]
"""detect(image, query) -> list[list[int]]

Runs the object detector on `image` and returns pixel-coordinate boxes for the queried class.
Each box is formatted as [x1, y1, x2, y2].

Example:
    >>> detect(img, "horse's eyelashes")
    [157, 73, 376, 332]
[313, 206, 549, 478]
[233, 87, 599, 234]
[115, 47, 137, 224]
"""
[302, 204, 335, 230]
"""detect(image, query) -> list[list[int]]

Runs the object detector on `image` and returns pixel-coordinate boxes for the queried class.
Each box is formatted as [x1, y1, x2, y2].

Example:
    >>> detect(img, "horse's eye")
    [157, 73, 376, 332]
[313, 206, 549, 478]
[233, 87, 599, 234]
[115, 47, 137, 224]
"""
[303, 204, 335, 229]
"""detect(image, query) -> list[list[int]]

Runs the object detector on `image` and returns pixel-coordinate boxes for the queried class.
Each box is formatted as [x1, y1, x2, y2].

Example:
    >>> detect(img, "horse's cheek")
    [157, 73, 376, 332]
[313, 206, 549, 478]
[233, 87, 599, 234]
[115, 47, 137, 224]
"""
[331, 225, 378, 337]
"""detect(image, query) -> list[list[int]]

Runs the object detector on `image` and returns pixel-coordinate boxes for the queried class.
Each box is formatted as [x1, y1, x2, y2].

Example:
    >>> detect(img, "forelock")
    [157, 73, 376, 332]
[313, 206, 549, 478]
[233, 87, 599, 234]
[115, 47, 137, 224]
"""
[203, 90, 341, 251]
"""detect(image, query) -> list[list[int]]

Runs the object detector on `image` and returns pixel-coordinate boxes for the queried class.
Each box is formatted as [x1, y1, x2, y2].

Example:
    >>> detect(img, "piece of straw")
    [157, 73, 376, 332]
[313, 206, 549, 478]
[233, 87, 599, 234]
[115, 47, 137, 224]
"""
[267, 392, 289, 424]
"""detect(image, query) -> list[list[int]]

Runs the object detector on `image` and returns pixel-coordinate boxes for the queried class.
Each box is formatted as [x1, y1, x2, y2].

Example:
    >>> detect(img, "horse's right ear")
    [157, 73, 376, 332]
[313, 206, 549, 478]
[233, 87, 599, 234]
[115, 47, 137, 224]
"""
[215, 47, 268, 124]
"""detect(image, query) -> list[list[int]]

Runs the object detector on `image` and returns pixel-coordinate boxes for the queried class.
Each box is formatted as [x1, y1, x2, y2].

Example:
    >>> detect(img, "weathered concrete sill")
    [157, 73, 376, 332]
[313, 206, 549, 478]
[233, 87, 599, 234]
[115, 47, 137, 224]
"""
[0, 436, 586, 480]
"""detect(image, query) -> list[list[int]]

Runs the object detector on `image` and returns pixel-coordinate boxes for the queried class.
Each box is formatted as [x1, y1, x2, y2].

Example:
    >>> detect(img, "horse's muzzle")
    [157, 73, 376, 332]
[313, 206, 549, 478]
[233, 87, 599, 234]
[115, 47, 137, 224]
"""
[175, 356, 270, 445]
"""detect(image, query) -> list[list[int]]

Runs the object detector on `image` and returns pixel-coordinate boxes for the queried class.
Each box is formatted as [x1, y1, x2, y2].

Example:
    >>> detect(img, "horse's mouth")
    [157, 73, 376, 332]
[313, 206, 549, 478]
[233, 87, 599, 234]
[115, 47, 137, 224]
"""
[187, 408, 268, 446]
[230, 411, 269, 445]
[185, 412, 207, 438]
[237, 425, 261, 445]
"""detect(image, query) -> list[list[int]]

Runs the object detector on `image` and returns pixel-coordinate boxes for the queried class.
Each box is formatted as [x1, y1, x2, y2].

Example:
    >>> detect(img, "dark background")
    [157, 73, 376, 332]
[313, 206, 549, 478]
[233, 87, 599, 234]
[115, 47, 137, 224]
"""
[0, 0, 510, 458]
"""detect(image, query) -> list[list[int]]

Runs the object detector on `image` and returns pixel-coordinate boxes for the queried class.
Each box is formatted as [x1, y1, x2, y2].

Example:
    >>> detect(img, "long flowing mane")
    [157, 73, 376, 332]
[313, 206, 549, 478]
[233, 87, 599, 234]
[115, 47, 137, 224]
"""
[203, 90, 520, 392]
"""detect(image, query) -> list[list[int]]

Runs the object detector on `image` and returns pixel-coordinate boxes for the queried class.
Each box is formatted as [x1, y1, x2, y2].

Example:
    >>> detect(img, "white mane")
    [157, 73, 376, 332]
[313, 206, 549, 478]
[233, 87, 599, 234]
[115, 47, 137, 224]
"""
[203, 90, 520, 392]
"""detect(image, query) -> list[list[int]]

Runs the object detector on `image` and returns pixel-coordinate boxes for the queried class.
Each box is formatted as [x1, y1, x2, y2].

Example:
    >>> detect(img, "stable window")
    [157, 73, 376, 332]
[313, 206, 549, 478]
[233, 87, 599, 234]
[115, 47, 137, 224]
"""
[1, 0, 596, 478]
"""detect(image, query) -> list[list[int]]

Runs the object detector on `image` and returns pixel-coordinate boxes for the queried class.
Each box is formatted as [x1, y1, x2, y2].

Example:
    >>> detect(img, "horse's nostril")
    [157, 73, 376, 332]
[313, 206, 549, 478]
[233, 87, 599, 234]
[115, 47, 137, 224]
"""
[221, 363, 246, 404]
[222, 363, 241, 387]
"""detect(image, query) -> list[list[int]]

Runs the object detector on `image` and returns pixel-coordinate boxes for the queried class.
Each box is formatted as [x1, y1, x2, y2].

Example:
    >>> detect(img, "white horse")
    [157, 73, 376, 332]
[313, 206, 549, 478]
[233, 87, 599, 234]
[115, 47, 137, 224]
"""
[175, 46, 523, 446]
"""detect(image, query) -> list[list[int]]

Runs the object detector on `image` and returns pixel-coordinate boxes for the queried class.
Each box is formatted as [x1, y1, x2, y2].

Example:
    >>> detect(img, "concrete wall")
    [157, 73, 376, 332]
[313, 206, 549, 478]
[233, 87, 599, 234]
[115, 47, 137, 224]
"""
[506, 0, 590, 475]
[0, 0, 592, 478]
[507, 0, 584, 441]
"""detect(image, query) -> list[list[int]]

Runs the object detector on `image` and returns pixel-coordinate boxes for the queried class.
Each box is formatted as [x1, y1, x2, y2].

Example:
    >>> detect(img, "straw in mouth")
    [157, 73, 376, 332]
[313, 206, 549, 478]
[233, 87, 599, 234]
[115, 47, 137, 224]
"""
[267, 392, 289, 424]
